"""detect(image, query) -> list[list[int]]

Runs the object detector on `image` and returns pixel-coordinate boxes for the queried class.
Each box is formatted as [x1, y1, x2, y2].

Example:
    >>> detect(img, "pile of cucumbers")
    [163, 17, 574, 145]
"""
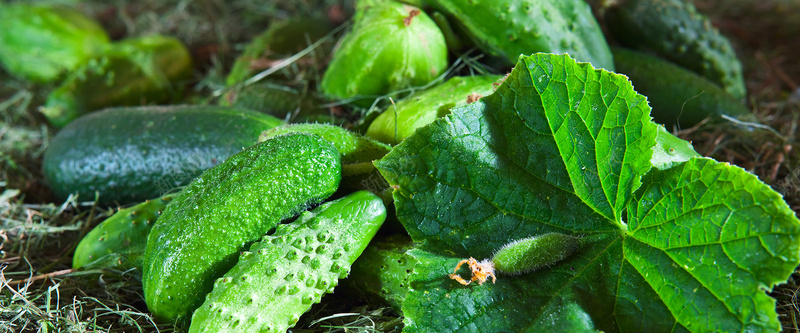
[0, 0, 758, 332]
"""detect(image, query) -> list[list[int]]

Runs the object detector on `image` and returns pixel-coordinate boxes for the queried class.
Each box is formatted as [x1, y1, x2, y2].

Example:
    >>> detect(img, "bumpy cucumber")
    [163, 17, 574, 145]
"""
[41, 35, 192, 128]
[320, 0, 448, 104]
[365, 75, 501, 144]
[188, 190, 386, 333]
[226, 16, 334, 86]
[43, 105, 284, 206]
[259, 123, 391, 167]
[604, 0, 746, 99]
[73, 194, 174, 270]
[427, 0, 614, 70]
[344, 235, 416, 313]
[612, 47, 750, 128]
[0, 3, 109, 83]
[142, 133, 341, 324]
[491, 233, 581, 275]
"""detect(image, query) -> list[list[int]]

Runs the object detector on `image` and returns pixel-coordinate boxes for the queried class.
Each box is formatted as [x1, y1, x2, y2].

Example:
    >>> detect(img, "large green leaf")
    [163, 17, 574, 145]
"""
[374, 53, 800, 332]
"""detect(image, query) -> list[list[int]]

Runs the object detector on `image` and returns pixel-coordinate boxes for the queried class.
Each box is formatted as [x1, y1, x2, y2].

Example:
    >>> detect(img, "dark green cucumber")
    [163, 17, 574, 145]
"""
[73, 194, 174, 270]
[365, 75, 501, 145]
[188, 191, 386, 333]
[42, 105, 284, 206]
[612, 47, 750, 129]
[142, 133, 342, 325]
[41, 35, 193, 128]
[344, 235, 416, 313]
[320, 0, 448, 105]
[0, 3, 110, 83]
[427, 0, 614, 70]
[226, 16, 334, 86]
[604, 0, 746, 99]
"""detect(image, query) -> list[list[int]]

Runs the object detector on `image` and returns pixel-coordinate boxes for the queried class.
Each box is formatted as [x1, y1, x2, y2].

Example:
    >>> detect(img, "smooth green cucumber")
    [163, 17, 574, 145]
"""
[188, 191, 386, 333]
[41, 35, 193, 128]
[42, 105, 284, 206]
[142, 133, 342, 325]
[320, 0, 448, 105]
[365, 75, 501, 145]
[612, 47, 750, 129]
[604, 0, 746, 99]
[73, 194, 174, 270]
[0, 3, 110, 83]
[344, 235, 416, 313]
[226, 16, 334, 86]
[427, 0, 614, 70]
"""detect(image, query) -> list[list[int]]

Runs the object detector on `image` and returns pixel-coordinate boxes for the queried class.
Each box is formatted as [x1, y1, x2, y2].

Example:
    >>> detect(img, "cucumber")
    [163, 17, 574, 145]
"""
[142, 133, 342, 325]
[612, 47, 750, 129]
[427, 0, 614, 70]
[490, 233, 581, 275]
[73, 194, 174, 270]
[226, 16, 334, 86]
[320, 0, 448, 105]
[365, 75, 501, 145]
[40, 35, 193, 128]
[188, 191, 386, 333]
[0, 3, 110, 83]
[42, 105, 284, 206]
[259, 123, 392, 166]
[604, 0, 746, 99]
[344, 235, 417, 313]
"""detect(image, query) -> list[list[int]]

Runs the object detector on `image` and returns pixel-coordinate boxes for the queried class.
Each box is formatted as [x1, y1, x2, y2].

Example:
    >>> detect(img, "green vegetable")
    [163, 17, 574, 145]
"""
[41, 35, 193, 128]
[0, 3, 110, 83]
[320, 0, 448, 105]
[604, 0, 746, 99]
[226, 16, 334, 86]
[365, 75, 501, 145]
[43, 105, 284, 206]
[427, 0, 614, 70]
[613, 47, 750, 129]
[73, 194, 174, 270]
[142, 133, 341, 325]
[344, 235, 416, 313]
[188, 190, 386, 333]
[490, 233, 581, 275]
[259, 123, 391, 166]
[376, 53, 800, 332]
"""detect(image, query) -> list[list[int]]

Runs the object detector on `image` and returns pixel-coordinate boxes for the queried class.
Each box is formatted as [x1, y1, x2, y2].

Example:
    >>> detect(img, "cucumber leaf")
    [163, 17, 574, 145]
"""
[374, 53, 800, 332]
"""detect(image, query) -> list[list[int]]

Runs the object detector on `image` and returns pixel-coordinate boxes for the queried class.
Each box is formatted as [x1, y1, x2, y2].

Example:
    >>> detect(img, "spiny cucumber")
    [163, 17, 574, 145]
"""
[259, 123, 392, 167]
[142, 133, 341, 325]
[73, 194, 174, 270]
[188, 190, 386, 333]
[604, 0, 747, 99]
